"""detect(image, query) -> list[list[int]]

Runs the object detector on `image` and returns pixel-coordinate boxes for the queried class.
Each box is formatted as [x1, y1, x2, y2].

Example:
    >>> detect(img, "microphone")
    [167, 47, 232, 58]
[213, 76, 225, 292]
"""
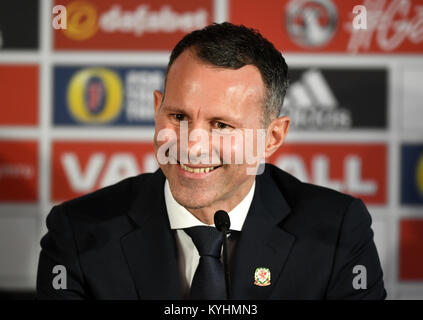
[214, 210, 231, 300]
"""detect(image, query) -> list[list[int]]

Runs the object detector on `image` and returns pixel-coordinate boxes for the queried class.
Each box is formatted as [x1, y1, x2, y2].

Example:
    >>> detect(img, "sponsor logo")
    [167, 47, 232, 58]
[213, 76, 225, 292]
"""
[0, 141, 38, 202]
[282, 69, 351, 129]
[282, 68, 387, 130]
[268, 143, 387, 204]
[346, 0, 423, 53]
[54, 0, 212, 50]
[230, 0, 423, 53]
[98, 4, 208, 37]
[51, 141, 157, 201]
[54, 66, 165, 126]
[67, 68, 123, 124]
[400, 219, 423, 280]
[62, 1, 99, 40]
[0, 65, 38, 125]
[401, 144, 423, 204]
[285, 0, 338, 47]
[52, 141, 387, 204]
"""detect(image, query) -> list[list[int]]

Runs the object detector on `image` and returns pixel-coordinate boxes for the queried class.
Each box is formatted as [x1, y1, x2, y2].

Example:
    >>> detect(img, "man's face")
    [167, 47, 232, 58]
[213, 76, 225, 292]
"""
[153, 49, 267, 210]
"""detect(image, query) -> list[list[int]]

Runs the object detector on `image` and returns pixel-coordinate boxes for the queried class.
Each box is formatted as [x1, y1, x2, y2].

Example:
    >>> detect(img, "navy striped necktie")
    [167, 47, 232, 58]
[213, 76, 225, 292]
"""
[184, 226, 226, 300]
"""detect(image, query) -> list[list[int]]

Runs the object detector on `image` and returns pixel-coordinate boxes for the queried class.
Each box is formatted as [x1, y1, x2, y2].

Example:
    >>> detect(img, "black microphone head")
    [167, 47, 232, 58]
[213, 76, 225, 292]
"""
[214, 210, 230, 232]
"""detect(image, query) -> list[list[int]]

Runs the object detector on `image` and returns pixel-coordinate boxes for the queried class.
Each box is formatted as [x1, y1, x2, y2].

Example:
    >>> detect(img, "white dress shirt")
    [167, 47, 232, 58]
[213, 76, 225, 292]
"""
[164, 179, 256, 294]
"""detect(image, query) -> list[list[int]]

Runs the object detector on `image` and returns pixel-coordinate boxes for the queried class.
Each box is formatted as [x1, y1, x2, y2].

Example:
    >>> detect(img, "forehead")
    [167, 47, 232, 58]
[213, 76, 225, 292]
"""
[164, 49, 265, 118]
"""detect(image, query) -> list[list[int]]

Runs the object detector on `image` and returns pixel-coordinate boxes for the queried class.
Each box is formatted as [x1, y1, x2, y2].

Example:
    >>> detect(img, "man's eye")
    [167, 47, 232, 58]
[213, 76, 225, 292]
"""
[214, 121, 231, 130]
[173, 114, 185, 121]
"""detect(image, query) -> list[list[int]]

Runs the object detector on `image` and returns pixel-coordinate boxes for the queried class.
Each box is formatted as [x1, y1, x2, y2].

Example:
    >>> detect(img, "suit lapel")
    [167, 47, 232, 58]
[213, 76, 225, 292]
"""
[231, 169, 296, 299]
[119, 166, 295, 300]
[120, 170, 183, 299]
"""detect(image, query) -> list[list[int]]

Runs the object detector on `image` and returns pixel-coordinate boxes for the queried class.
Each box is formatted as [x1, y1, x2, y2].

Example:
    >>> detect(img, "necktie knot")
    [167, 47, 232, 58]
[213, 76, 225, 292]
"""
[184, 226, 222, 258]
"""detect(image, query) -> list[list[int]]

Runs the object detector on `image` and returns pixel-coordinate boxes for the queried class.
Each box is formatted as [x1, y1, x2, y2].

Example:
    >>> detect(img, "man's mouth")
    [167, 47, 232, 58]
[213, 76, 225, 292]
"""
[177, 160, 222, 174]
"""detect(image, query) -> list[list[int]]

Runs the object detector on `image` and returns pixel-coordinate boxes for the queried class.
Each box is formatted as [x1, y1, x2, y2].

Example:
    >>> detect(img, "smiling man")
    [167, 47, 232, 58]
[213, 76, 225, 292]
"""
[153, 47, 283, 225]
[37, 23, 386, 300]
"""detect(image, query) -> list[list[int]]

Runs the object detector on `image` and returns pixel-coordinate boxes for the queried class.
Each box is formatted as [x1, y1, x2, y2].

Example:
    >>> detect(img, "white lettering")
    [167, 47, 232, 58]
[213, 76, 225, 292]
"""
[62, 153, 105, 192]
[100, 154, 139, 187]
[352, 265, 367, 289]
[52, 265, 67, 290]
[345, 156, 376, 195]
[52, 5, 67, 29]
[347, 0, 423, 52]
[100, 5, 208, 37]
[353, 5, 368, 30]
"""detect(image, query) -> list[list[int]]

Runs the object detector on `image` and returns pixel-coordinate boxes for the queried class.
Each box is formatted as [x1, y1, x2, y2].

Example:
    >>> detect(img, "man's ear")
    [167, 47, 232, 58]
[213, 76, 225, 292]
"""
[154, 90, 163, 115]
[265, 116, 290, 158]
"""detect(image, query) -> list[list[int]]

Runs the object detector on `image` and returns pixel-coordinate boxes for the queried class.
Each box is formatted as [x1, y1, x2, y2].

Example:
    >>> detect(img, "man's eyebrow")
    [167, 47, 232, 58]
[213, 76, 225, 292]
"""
[161, 105, 188, 113]
[210, 115, 238, 123]
[161, 105, 241, 125]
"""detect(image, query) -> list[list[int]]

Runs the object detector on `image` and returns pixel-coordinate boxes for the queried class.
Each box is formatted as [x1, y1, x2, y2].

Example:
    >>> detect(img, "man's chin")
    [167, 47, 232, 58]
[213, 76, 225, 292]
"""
[172, 193, 215, 210]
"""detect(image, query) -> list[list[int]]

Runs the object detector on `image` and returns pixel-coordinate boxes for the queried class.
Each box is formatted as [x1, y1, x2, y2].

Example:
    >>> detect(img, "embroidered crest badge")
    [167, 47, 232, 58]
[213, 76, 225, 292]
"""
[254, 267, 271, 286]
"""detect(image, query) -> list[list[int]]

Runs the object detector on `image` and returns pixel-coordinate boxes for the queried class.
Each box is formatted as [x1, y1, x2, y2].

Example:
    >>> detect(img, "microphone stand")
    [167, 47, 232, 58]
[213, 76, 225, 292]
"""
[221, 226, 231, 300]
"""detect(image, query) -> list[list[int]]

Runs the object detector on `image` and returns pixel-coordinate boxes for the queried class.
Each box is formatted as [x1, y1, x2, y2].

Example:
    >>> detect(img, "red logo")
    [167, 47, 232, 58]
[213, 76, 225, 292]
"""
[400, 219, 423, 280]
[0, 141, 38, 202]
[52, 141, 156, 201]
[54, 0, 213, 50]
[0, 65, 38, 125]
[268, 143, 387, 205]
[230, 0, 423, 53]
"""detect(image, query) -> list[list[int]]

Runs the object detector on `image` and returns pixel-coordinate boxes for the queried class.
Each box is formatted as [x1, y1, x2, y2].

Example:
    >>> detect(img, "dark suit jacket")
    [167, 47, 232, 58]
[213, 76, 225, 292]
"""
[37, 164, 386, 299]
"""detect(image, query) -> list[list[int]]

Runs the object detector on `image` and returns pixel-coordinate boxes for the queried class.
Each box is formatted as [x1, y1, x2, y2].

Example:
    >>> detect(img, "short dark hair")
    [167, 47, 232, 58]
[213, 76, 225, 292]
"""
[165, 22, 289, 125]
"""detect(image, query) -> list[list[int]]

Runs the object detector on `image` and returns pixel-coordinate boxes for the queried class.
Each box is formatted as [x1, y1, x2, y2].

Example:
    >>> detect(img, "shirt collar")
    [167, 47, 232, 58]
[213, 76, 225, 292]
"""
[164, 179, 256, 231]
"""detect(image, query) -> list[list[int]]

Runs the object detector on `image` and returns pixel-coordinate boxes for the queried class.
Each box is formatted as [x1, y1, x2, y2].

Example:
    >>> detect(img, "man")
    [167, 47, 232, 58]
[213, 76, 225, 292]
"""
[37, 23, 386, 299]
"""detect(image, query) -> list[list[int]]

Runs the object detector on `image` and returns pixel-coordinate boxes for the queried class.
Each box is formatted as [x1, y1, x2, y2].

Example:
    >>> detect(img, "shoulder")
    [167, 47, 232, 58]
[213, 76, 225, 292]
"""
[264, 163, 355, 210]
[261, 163, 365, 231]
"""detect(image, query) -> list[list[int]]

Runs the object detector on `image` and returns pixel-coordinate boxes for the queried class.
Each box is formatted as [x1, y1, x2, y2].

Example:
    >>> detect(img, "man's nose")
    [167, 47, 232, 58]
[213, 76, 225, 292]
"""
[187, 123, 211, 159]
[178, 121, 213, 162]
